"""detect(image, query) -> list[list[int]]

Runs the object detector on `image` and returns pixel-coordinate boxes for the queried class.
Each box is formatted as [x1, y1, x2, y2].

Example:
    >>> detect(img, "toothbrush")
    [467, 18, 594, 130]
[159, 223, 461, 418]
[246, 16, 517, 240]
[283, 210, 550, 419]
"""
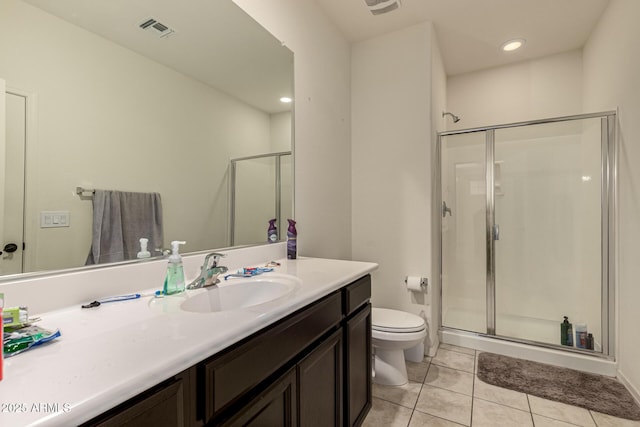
[81, 293, 141, 308]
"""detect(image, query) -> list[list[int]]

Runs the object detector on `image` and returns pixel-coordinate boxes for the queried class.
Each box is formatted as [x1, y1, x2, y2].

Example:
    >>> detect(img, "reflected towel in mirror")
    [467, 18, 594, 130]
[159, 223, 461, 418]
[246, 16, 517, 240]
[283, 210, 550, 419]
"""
[86, 190, 164, 265]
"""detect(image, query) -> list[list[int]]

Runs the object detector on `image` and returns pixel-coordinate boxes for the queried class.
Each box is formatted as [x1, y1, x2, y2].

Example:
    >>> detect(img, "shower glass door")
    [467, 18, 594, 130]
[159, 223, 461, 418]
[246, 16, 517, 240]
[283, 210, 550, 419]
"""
[493, 119, 603, 348]
[439, 112, 615, 355]
[440, 131, 487, 334]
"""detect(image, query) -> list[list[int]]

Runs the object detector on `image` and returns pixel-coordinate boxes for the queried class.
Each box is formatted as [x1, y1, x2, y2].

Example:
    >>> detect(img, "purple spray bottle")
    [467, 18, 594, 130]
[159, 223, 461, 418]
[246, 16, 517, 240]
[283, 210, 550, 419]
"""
[287, 219, 297, 259]
[267, 219, 278, 243]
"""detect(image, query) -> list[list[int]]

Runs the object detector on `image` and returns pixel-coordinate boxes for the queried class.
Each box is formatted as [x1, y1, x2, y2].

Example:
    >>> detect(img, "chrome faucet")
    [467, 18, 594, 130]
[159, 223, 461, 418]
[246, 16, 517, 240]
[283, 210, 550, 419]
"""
[186, 252, 228, 289]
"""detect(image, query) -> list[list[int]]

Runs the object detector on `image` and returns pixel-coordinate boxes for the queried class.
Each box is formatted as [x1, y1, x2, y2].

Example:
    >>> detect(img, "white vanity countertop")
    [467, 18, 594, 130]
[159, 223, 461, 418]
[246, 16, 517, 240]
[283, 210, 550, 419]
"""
[0, 256, 377, 426]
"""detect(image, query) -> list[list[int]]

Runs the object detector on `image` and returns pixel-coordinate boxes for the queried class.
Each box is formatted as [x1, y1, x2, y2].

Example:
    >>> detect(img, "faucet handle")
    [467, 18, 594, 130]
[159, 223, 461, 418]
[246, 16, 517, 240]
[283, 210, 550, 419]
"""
[155, 247, 171, 257]
[204, 252, 226, 268]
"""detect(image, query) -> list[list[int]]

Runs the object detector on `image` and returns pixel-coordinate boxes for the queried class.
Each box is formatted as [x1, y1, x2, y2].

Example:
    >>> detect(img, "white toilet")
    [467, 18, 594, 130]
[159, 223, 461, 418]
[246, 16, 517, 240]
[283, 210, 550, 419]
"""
[372, 308, 427, 386]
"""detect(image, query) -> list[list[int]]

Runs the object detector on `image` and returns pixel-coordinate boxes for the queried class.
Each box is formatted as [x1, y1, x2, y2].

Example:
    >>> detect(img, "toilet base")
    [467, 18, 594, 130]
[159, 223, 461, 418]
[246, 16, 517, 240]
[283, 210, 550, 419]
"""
[373, 348, 409, 386]
[404, 342, 425, 363]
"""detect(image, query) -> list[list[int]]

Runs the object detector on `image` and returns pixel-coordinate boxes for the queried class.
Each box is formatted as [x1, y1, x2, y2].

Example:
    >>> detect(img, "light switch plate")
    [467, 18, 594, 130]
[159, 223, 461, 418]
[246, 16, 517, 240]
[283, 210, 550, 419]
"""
[40, 211, 71, 228]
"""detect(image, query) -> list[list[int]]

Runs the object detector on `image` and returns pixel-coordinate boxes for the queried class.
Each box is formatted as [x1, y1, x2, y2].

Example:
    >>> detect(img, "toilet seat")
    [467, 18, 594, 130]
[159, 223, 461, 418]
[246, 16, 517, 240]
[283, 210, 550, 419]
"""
[372, 308, 426, 333]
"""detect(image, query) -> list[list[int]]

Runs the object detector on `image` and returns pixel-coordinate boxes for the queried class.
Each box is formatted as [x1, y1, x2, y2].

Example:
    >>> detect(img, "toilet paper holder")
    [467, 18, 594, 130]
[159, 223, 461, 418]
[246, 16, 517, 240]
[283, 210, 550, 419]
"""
[404, 276, 428, 290]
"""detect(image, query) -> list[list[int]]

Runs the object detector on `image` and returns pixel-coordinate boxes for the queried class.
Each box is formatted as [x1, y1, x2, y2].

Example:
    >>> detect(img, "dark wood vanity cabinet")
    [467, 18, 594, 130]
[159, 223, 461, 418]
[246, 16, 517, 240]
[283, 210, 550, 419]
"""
[84, 275, 371, 427]
[82, 369, 196, 427]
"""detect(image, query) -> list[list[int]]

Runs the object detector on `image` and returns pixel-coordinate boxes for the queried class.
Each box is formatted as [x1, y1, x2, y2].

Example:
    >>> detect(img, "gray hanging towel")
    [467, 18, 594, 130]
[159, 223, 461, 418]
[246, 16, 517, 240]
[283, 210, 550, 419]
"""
[86, 190, 164, 265]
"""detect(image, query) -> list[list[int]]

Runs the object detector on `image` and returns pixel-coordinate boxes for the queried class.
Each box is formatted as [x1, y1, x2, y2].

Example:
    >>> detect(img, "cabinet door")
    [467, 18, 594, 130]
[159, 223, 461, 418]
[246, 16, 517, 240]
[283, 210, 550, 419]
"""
[297, 329, 343, 427]
[86, 379, 185, 427]
[345, 304, 372, 427]
[221, 368, 297, 427]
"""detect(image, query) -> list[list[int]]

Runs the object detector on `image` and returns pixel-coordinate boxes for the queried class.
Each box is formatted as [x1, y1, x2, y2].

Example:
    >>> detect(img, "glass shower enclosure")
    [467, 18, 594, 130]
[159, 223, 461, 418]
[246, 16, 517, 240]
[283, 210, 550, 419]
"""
[438, 112, 615, 356]
[229, 151, 292, 246]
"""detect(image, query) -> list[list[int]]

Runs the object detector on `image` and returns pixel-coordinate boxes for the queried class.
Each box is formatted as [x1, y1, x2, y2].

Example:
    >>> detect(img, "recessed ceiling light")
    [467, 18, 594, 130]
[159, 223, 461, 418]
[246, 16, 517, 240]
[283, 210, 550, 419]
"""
[501, 38, 526, 52]
[280, 97, 292, 103]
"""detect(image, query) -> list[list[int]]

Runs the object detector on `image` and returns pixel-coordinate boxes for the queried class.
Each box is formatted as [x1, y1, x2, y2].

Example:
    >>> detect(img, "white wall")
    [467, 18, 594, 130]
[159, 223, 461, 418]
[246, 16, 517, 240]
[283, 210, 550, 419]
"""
[582, 0, 640, 401]
[0, 0, 274, 271]
[447, 50, 583, 129]
[270, 112, 292, 153]
[234, 0, 353, 259]
[351, 23, 436, 354]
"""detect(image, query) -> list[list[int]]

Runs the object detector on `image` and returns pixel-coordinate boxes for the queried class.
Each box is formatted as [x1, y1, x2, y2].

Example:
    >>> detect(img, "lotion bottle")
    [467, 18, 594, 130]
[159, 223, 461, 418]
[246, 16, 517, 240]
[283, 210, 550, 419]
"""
[163, 241, 186, 295]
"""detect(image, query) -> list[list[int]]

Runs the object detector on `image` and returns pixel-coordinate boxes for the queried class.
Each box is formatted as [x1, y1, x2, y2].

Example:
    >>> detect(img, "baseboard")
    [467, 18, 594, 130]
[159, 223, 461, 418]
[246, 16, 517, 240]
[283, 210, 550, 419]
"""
[441, 329, 617, 377]
[618, 369, 640, 408]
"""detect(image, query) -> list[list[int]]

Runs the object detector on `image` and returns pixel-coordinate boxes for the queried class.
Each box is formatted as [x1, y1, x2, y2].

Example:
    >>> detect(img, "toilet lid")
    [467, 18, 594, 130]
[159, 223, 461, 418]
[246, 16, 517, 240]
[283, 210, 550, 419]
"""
[372, 308, 426, 333]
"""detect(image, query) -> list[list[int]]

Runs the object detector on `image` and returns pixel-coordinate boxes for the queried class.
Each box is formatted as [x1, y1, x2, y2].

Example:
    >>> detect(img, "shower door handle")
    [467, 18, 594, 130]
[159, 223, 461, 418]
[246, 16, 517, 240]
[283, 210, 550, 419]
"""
[442, 201, 452, 217]
[493, 224, 500, 241]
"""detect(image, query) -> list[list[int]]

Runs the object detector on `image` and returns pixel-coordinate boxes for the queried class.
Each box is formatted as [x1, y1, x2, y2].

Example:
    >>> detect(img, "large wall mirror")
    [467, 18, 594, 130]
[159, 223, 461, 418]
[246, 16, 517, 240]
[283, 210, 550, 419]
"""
[0, 0, 294, 277]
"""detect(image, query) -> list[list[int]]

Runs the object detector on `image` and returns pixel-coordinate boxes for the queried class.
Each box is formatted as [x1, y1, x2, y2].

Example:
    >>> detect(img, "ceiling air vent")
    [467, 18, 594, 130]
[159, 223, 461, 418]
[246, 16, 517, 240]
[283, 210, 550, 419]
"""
[138, 18, 175, 38]
[364, 0, 402, 15]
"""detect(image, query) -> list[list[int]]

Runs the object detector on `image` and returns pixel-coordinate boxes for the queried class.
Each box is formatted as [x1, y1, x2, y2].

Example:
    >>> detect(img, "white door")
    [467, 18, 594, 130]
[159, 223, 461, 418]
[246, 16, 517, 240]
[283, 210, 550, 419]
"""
[0, 81, 27, 275]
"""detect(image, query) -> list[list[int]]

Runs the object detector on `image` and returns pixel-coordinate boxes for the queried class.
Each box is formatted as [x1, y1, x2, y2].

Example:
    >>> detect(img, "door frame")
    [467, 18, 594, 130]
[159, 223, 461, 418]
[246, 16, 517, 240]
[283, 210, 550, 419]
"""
[4, 85, 38, 274]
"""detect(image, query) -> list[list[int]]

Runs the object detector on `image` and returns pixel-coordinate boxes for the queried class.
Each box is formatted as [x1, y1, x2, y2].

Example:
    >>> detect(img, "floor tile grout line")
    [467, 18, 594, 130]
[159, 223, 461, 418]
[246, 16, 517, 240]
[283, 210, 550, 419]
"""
[525, 393, 535, 426]
[405, 381, 425, 427]
[430, 360, 475, 375]
[469, 350, 476, 426]
[411, 407, 469, 427]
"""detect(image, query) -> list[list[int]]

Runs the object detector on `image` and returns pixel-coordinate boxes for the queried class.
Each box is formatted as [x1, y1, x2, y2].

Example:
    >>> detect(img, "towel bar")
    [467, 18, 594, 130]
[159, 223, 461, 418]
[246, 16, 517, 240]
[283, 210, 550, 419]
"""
[76, 186, 95, 196]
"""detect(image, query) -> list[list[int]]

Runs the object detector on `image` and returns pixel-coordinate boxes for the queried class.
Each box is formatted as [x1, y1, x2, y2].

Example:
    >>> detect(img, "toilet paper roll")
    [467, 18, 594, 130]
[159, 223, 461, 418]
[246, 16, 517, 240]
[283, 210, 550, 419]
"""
[405, 276, 424, 292]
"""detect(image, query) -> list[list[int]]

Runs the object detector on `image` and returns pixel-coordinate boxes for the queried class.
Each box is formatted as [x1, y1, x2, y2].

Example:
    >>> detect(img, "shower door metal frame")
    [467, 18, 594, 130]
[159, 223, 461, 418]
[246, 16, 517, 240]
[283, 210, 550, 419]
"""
[437, 111, 617, 358]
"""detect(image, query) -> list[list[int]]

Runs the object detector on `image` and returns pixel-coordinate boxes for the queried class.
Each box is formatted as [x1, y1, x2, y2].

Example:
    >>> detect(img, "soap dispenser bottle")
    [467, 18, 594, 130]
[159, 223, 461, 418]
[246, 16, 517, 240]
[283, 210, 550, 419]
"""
[163, 240, 186, 295]
[137, 238, 151, 259]
[267, 219, 278, 243]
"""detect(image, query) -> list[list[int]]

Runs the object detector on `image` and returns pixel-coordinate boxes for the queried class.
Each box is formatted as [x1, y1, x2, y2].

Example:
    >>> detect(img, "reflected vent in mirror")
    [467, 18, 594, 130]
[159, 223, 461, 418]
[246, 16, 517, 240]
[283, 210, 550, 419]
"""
[364, 0, 401, 15]
[138, 18, 175, 38]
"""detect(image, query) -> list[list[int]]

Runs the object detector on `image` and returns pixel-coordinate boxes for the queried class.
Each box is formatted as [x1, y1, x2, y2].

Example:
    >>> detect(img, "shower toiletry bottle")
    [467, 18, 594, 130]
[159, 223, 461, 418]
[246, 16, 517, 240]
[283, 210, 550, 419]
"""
[586, 333, 594, 350]
[561, 316, 571, 346]
[163, 240, 186, 296]
[287, 219, 297, 259]
[575, 323, 588, 349]
[560, 316, 573, 347]
[267, 219, 278, 243]
[137, 238, 151, 259]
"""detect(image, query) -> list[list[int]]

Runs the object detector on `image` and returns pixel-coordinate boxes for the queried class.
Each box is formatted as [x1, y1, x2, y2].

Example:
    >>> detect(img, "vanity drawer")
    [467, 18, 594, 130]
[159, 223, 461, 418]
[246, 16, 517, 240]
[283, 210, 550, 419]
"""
[202, 291, 343, 422]
[342, 275, 371, 316]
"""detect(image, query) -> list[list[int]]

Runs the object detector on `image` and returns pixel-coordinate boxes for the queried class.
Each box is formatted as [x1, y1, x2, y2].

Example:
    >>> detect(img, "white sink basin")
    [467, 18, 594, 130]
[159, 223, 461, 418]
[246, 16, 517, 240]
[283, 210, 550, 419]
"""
[179, 274, 301, 313]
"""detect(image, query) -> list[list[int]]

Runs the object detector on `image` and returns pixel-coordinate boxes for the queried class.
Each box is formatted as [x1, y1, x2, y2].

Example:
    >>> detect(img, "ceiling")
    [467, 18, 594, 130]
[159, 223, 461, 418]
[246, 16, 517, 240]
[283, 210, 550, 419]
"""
[24, 0, 293, 114]
[314, 0, 610, 76]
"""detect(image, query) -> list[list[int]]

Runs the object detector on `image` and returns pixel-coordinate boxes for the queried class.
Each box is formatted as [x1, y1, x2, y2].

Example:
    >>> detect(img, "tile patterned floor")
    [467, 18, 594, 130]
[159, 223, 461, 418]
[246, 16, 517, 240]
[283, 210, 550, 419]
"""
[363, 343, 640, 427]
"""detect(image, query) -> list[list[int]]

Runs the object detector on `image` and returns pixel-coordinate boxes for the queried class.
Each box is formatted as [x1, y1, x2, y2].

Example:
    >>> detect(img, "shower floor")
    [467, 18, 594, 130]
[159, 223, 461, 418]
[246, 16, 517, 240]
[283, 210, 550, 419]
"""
[442, 306, 600, 351]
